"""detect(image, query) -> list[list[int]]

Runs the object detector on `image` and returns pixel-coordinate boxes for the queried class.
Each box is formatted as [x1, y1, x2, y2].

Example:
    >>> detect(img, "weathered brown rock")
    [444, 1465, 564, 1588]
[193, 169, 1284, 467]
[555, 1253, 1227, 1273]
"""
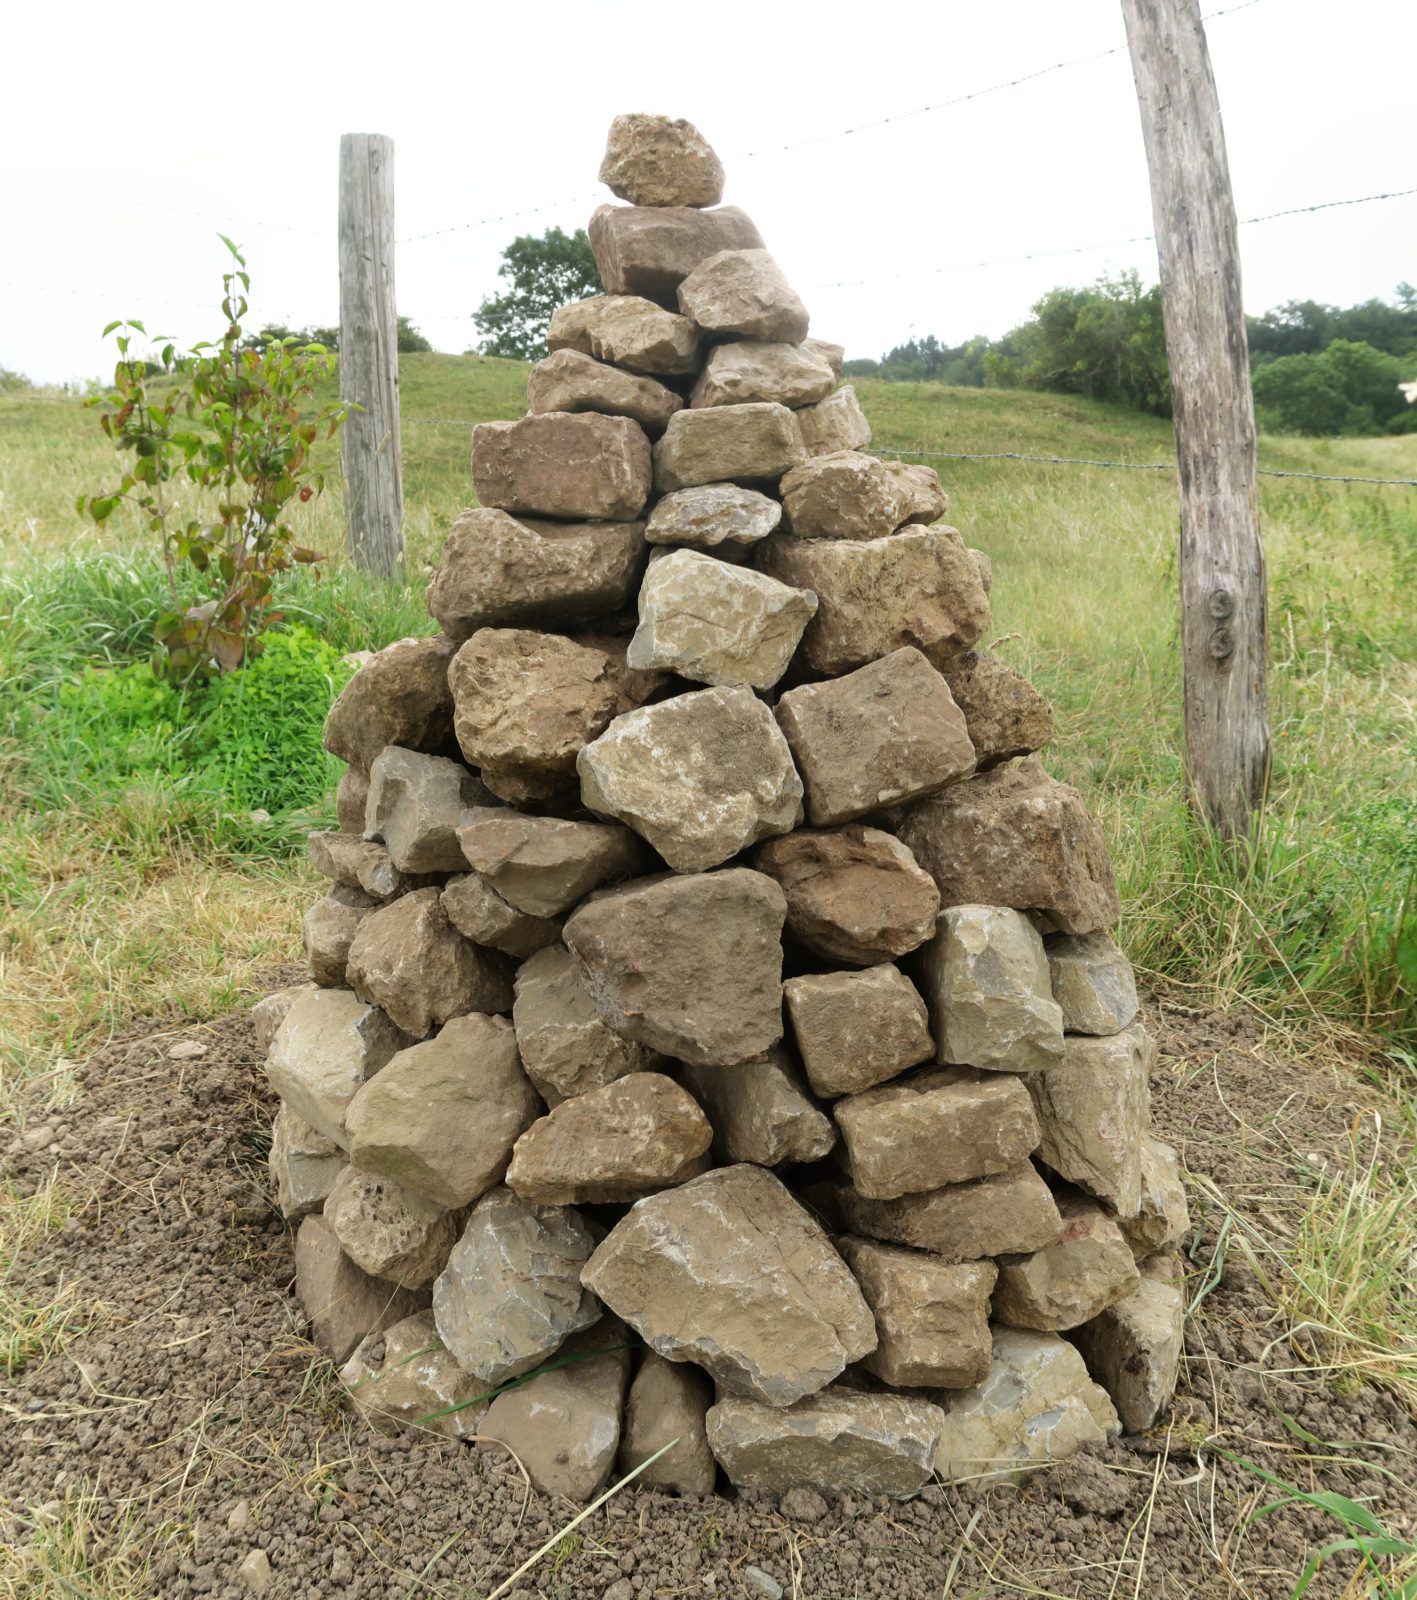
[340, 1311, 489, 1441]
[1119, 1137, 1191, 1260]
[644, 482, 783, 556]
[619, 1352, 716, 1496]
[898, 761, 1121, 936]
[894, 461, 949, 525]
[431, 1187, 600, 1384]
[563, 869, 787, 1067]
[265, 988, 410, 1146]
[507, 1072, 712, 1204]
[837, 1237, 997, 1389]
[939, 651, 1054, 768]
[783, 966, 933, 1098]
[362, 746, 490, 874]
[835, 1163, 1063, 1262]
[627, 549, 818, 689]
[780, 451, 917, 540]
[323, 1166, 459, 1289]
[1027, 1023, 1153, 1215]
[1046, 932, 1140, 1035]
[307, 832, 421, 900]
[295, 1216, 427, 1366]
[776, 647, 975, 825]
[441, 874, 561, 958]
[691, 342, 835, 410]
[681, 1048, 836, 1167]
[589, 204, 765, 307]
[992, 1194, 1141, 1332]
[336, 764, 369, 834]
[268, 1105, 345, 1222]
[707, 1390, 944, 1494]
[345, 888, 513, 1040]
[677, 248, 809, 343]
[599, 113, 725, 208]
[1073, 1277, 1183, 1433]
[303, 885, 377, 987]
[578, 687, 802, 873]
[583, 1164, 876, 1406]
[971, 548, 993, 591]
[755, 826, 940, 966]
[654, 403, 807, 491]
[323, 635, 458, 772]
[456, 809, 641, 918]
[915, 905, 1064, 1073]
[252, 983, 313, 1056]
[343, 1014, 540, 1209]
[548, 295, 701, 377]
[527, 348, 682, 433]
[428, 509, 645, 639]
[795, 385, 871, 457]
[835, 1068, 1041, 1200]
[472, 412, 651, 522]
[757, 525, 991, 676]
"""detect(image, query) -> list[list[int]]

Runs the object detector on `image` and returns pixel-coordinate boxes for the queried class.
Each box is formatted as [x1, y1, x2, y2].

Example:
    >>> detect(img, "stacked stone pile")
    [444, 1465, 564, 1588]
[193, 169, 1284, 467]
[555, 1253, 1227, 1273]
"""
[254, 113, 1191, 1503]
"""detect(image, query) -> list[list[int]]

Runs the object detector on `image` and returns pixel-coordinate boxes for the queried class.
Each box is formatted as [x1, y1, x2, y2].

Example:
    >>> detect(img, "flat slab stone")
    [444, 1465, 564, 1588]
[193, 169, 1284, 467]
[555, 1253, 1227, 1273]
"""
[783, 965, 934, 1098]
[589, 204, 764, 308]
[681, 1047, 836, 1167]
[835, 1163, 1063, 1262]
[775, 647, 976, 825]
[619, 1352, 716, 1497]
[456, 809, 641, 918]
[1046, 932, 1140, 1035]
[441, 874, 561, 958]
[645, 483, 782, 556]
[562, 869, 787, 1067]
[578, 686, 803, 873]
[428, 509, 645, 639]
[266, 987, 410, 1147]
[691, 341, 835, 410]
[548, 295, 701, 377]
[323, 636, 458, 772]
[582, 1164, 876, 1406]
[294, 1215, 426, 1366]
[599, 113, 724, 208]
[796, 385, 871, 457]
[940, 650, 1055, 769]
[473, 412, 651, 522]
[268, 1105, 345, 1222]
[654, 403, 806, 491]
[677, 249, 809, 343]
[1119, 1137, 1191, 1260]
[707, 1390, 944, 1494]
[527, 348, 682, 433]
[627, 548, 818, 689]
[303, 886, 376, 988]
[363, 746, 491, 874]
[1073, 1277, 1184, 1433]
[992, 1193, 1141, 1332]
[323, 1166, 459, 1289]
[340, 1311, 489, 1441]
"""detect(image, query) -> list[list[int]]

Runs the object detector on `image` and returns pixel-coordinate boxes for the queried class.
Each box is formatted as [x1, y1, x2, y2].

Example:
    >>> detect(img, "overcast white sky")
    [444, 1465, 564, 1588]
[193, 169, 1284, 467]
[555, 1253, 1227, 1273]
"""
[4, 0, 1413, 387]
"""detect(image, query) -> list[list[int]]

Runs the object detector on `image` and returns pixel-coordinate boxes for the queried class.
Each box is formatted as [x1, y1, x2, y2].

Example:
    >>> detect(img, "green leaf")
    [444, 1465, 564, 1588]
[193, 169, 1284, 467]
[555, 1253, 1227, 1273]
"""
[102, 319, 123, 337]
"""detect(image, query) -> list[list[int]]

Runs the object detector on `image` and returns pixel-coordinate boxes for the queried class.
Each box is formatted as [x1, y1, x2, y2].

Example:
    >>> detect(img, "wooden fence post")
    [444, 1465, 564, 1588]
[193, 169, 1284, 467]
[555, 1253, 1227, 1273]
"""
[1121, 0, 1270, 840]
[338, 132, 404, 577]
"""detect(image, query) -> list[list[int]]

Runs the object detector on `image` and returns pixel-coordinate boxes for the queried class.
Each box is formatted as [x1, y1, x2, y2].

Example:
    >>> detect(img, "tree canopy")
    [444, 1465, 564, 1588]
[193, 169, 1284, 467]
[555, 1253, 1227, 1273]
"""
[473, 227, 603, 361]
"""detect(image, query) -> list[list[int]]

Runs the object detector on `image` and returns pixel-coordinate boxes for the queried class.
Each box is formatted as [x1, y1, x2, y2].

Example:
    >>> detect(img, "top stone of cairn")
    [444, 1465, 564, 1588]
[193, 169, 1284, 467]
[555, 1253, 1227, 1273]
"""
[599, 114, 725, 209]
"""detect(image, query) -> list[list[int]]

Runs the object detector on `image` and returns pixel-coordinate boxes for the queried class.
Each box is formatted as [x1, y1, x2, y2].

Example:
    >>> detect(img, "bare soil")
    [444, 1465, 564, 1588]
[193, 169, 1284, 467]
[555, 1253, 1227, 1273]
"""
[2, 982, 1413, 1600]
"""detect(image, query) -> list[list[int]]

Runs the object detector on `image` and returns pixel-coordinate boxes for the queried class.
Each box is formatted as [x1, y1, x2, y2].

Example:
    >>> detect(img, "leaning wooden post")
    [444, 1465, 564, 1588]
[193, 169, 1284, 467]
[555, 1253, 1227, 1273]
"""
[338, 132, 404, 577]
[1121, 0, 1269, 840]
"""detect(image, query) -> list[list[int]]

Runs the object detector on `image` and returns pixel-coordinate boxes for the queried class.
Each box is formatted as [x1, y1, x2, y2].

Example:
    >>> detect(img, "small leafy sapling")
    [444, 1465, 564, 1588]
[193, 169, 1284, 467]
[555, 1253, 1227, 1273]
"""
[80, 237, 353, 683]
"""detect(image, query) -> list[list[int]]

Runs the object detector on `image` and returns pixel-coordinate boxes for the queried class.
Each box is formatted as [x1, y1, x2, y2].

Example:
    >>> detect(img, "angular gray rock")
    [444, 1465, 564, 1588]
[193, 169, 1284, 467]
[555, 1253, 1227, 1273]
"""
[654, 403, 807, 491]
[835, 1163, 1063, 1262]
[691, 342, 835, 410]
[265, 987, 410, 1147]
[363, 746, 491, 874]
[456, 809, 641, 918]
[619, 1351, 716, 1496]
[251, 983, 313, 1056]
[323, 1166, 459, 1289]
[644, 482, 782, 555]
[992, 1194, 1141, 1332]
[527, 348, 682, 432]
[307, 832, 418, 900]
[681, 1048, 836, 1167]
[1046, 932, 1140, 1036]
[322, 635, 458, 772]
[441, 873, 561, 958]
[340, 1311, 489, 1441]
[268, 1105, 345, 1222]
[472, 412, 652, 522]
[599, 113, 725, 208]
[795, 385, 871, 458]
[1072, 1277, 1184, 1433]
[548, 294, 701, 377]
[294, 1215, 427, 1366]
[590, 203, 765, 306]
[939, 650, 1055, 769]
[677, 248, 809, 343]
[303, 885, 377, 988]
[1119, 1137, 1191, 1260]
[336, 764, 369, 834]
[783, 965, 934, 1098]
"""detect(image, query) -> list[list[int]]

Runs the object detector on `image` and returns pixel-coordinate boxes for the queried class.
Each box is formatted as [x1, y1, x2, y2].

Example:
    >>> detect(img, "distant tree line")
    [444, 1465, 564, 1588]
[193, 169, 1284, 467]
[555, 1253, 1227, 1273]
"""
[237, 316, 433, 354]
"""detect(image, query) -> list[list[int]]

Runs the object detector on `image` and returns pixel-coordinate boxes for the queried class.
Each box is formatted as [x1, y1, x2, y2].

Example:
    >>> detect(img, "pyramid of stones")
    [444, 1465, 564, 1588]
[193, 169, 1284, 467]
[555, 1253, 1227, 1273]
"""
[258, 113, 1191, 1503]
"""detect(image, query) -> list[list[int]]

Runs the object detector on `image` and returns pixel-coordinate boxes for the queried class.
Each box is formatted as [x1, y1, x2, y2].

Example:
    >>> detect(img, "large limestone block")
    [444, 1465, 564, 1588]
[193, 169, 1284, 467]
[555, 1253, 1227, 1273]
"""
[456, 810, 641, 918]
[527, 348, 682, 433]
[1046, 932, 1140, 1035]
[251, 983, 312, 1056]
[589, 203, 764, 307]
[784, 965, 933, 1098]
[268, 1105, 345, 1222]
[346, 889, 514, 1040]
[644, 483, 782, 556]
[343, 1014, 540, 1209]
[363, 747, 491, 875]
[336, 764, 369, 834]
[804, 338, 845, 381]
[837, 1237, 997, 1389]
[478, 1321, 632, 1503]
[992, 1194, 1141, 1332]
[681, 1048, 836, 1167]
[835, 1163, 1063, 1262]
[449, 629, 663, 804]
[654, 402, 807, 491]
[303, 885, 377, 988]
[1028, 1023, 1153, 1214]
[323, 1166, 458, 1290]
[512, 945, 660, 1105]
[563, 869, 787, 1067]
[779, 451, 916, 540]
[796, 385, 871, 458]
[507, 1072, 711, 1204]
[707, 1390, 944, 1495]
[691, 342, 835, 410]
[1119, 1137, 1191, 1259]
[757, 525, 991, 676]
[933, 1328, 1120, 1483]
[307, 832, 422, 900]
[776, 647, 976, 825]
[898, 761, 1122, 936]
[577, 686, 803, 873]
[431, 1187, 600, 1384]
[917, 905, 1064, 1073]
[340, 1311, 489, 1441]
[548, 295, 700, 377]
[323, 635, 458, 773]
[835, 1068, 1041, 1200]
[441, 874, 561, 958]
[755, 826, 940, 966]
[677, 248, 809, 343]
[266, 988, 410, 1147]
[627, 549, 818, 689]
[472, 412, 651, 521]
[427, 509, 645, 639]
[1073, 1277, 1184, 1433]
[619, 1352, 716, 1496]
[582, 1164, 876, 1406]
[940, 651, 1055, 769]
[599, 113, 724, 208]
[294, 1215, 427, 1366]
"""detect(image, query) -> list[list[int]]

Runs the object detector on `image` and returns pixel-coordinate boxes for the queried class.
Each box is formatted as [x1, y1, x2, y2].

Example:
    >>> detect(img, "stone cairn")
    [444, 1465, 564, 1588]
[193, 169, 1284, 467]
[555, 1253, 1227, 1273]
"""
[255, 114, 1191, 1503]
